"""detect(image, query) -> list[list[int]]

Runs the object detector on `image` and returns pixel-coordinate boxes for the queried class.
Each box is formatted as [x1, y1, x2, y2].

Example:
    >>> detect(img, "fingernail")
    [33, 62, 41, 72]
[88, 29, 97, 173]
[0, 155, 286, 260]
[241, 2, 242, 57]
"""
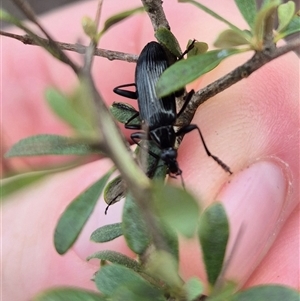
[217, 160, 288, 286]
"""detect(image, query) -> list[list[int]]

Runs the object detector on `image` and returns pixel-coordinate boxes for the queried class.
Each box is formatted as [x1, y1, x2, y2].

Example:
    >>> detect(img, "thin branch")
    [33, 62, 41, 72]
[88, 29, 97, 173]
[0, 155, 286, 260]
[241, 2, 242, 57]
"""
[0, 31, 138, 62]
[140, 0, 170, 31]
[177, 37, 300, 127]
[84, 73, 172, 254]
[10, 0, 80, 74]
[83, 0, 103, 72]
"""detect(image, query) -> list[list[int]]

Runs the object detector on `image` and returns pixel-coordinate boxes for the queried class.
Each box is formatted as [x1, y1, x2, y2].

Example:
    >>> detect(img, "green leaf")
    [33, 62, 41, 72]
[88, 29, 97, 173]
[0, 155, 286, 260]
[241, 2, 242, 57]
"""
[82, 16, 99, 42]
[95, 264, 165, 301]
[5, 135, 101, 158]
[1, 9, 20, 24]
[110, 102, 140, 126]
[252, 0, 281, 48]
[33, 287, 105, 301]
[122, 194, 152, 255]
[87, 250, 141, 272]
[277, 1, 296, 32]
[90, 223, 123, 242]
[179, 0, 245, 35]
[184, 277, 204, 301]
[198, 202, 229, 286]
[186, 41, 208, 58]
[234, 0, 257, 29]
[46, 84, 100, 138]
[103, 175, 127, 207]
[100, 7, 144, 34]
[153, 182, 200, 238]
[46, 88, 94, 135]
[155, 27, 182, 58]
[1, 170, 49, 199]
[214, 29, 251, 48]
[156, 48, 242, 98]
[54, 169, 113, 254]
[231, 285, 300, 301]
[276, 14, 300, 40]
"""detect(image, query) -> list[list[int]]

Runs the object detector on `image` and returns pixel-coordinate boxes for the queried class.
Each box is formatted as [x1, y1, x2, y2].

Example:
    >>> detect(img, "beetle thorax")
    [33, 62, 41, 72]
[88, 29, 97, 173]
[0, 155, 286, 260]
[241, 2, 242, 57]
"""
[160, 147, 181, 175]
[150, 126, 176, 149]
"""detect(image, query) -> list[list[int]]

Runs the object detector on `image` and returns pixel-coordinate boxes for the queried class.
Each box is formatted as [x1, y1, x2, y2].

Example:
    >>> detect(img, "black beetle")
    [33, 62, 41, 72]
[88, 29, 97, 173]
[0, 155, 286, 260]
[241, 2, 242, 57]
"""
[114, 41, 232, 183]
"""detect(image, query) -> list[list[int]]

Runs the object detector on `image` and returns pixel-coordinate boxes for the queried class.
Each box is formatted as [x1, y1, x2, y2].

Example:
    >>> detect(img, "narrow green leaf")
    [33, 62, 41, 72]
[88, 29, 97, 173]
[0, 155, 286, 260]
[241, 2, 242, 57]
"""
[184, 277, 204, 301]
[276, 14, 300, 40]
[103, 175, 127, 207]
[277, 1, 296, 32]
[153, 182, 200, 238]
[234, 0, 257, 29]
[54, 169, 113, 254]
[179, 0, 245, 35]
[1, 9, 23, 26]
[5, 135, 101, 158]
[101, 7, 144, 34]
[214, 29, 251, 48]
[157, 48, 242, 98]
[155, 27, 182, 58]
[1, 9, 18, 23]
[122, 194, 151, 255]
[252, 0, 281, 47]
[231, 285, 299, 301]
[198, 202, 229, 286]
[90, 223, 123, 242]
[87, 250, 140, 271]
[1, 164, 80, 199]
[95, 264, 165, 300]
[46, 88, 94, 134]
[1, 170, 49, 199]
[110, 102, 140, 126]
[33, 287, 105, 301]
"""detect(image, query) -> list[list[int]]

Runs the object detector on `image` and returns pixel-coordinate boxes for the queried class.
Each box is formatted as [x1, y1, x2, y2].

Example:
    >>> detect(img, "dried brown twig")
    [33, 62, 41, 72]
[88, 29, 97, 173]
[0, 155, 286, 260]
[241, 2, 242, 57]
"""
[0, 31, 139, 62]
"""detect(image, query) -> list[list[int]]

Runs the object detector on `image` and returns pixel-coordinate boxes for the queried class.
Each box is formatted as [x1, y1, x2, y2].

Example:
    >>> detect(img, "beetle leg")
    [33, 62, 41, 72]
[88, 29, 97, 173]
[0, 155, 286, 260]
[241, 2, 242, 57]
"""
[176, 124, 232, 174]
[113, 83, 137, 99]
[176, 89, 195, 118]
[131, 132, 161, 160]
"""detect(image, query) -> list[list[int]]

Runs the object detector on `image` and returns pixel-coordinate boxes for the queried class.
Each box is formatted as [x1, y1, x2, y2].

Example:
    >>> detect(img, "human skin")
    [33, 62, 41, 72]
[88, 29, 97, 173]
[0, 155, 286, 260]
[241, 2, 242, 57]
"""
[2, 0, 299, 300]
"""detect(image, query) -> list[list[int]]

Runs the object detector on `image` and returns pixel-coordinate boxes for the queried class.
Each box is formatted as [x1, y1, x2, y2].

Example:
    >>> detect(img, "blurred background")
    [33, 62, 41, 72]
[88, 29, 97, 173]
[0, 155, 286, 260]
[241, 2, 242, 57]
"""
[1, 0, 82, 23]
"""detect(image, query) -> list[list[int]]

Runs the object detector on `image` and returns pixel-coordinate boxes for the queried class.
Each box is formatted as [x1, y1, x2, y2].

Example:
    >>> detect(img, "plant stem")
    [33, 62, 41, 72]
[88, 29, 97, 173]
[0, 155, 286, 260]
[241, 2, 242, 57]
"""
[177, 37, 300, 127]
[0, 31, 139, 62]
[141, 0, 170, 31]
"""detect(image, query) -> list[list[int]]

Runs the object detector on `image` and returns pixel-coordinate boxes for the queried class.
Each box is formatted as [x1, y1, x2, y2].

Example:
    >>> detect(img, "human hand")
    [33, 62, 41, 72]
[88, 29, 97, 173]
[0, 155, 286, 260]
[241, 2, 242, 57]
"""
[2, 0, 299, 300]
